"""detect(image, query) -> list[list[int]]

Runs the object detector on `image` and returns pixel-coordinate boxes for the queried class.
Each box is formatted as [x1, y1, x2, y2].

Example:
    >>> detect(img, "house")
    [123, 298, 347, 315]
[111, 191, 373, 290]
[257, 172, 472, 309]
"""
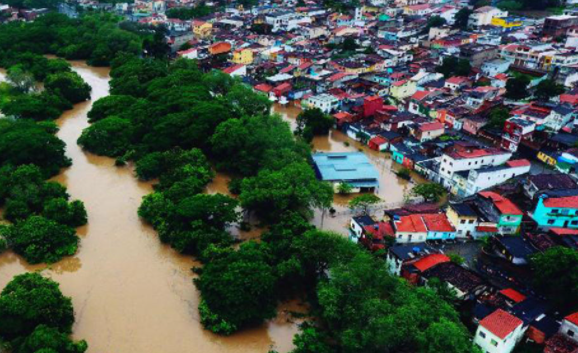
[492, 236, 537, 265]
[439, 144, 512, 188]
[209, 42, 232, 55]
[474, 309, 526, 353]
[393, 214, 428, 243]
[303, 94, 340, 113]
[350, 215, 376, 240]
[444, 76, 470, 91]
[192, 20, 212, 38]
[421, 213, 457, 241]
[469, 6, 508, 27]
[477, 192, 523, 235]
[312, 152, 379, 193]
[532, 195, 578, 229]
[453, 159, 531, 197]
[232, 48, 254, 65]
[222, 64, 246, 77]
[402, 253, 450, 284]
[414, 122, 445, 142]
[360, 221, 396, 251]
[524, 174, 578, 200]
[390, 79, 417, 100]
[544, 313, 578, 353]
[422, 262, 487, 299]
[386, 243, 436, 276]
[561, 313, 578, 344]
[446, 202, 478, 239]
[482, 60, 511, 77]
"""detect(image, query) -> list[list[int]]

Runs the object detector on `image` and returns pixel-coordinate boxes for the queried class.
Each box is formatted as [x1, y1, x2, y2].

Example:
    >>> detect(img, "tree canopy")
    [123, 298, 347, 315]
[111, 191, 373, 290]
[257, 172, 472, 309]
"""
[531, 247, 578, 311]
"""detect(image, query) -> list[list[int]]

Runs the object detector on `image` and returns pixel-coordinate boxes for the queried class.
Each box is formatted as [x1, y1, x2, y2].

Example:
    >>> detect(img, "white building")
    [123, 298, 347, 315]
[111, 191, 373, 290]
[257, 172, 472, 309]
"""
[481, 60, 511, 77]
[474, 309, 526, 353]
[561, 313, 578, 343]
[456, 160, 531, 197]
[468, 6, 508, 27]
[303, 94, 340, 113]
[439, 146, 512, 188]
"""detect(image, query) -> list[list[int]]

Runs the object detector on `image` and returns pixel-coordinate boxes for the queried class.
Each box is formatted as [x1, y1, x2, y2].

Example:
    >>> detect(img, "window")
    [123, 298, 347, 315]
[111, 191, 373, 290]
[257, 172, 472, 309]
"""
[552, 209, 560, 214]
[571, 220, 578, 225]
[548, 219, 555, 225]
[479, 331, 486, 339]
[469, 219, 475, 224]
[491, 339, 498, 347]
[568, 330, 575, 337]
[460, 220, 466, 224]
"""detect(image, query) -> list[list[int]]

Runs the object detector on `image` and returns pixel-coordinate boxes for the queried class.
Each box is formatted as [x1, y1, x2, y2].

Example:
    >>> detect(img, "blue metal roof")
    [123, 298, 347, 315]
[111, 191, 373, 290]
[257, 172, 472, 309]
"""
[312, 152, 379, 187]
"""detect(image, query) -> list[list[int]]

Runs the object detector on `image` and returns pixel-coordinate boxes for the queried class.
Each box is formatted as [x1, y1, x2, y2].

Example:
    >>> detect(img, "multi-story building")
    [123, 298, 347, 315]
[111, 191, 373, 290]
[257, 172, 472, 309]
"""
[501, 118, 536, 153]
[438, 144, 512, 188]
[474, 309, 526, 353]
[468, 6, 508, 28]
[531, 195, 578, 229]
[543, 15, 578, 37]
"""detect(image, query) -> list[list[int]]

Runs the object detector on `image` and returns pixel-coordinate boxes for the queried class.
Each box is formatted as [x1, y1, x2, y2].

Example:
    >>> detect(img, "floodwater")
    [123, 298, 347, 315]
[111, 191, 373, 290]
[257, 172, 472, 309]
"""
[0, 62, 301, 353]
[272, 104, 427, 234]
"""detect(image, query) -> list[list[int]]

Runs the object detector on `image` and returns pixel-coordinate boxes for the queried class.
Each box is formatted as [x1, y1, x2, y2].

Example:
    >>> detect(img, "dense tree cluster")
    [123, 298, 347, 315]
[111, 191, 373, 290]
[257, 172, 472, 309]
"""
[531, 247, 578, 312]
[166, 4, 213, 20]
[436, 57, 472, 78]
[0, 273, 87, 353]
[0, 164, 86, 264]
[0, 120, 70, 177]
[0, 13, 142, 67]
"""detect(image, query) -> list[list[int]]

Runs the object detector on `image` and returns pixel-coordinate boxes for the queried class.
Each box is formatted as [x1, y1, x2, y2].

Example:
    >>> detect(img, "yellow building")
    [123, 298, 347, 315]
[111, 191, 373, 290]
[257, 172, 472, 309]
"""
[232, 48, 253, 65]
[389, 80, 417, 100]
[537, 151, 557, 167]
[491, 17, 523, 30]
[193, 20, 212, 38]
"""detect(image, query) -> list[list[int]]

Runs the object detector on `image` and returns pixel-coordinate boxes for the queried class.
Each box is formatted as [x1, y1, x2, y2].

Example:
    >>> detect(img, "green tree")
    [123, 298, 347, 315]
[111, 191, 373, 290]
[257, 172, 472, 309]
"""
[42, 198, 88, 228]
[195, 242, 277, 334]
[506, 76, 531, 100]
[425, 16, 447, 31]
[348, 194, 381, 214]
[337, 182, 353, 194]
[531, 247, 578, 311]
[295, 108, 334, 142]
[87, 95, 137, 123]
[14, 325, 87, 353]
[454, 8, 472, 30]
[0, 120, 71, 177]
[7, 65, 35, 93]
[411, 183, 446, 202]
[0, 273, 74, 339]
[44, 72, 91, 104]
[487, 107, 510, 129]
[1, 216, 79, 264]
[77, 116, 133, 157]
[534, 79, 565, 101]
[240, 162, 333, 221]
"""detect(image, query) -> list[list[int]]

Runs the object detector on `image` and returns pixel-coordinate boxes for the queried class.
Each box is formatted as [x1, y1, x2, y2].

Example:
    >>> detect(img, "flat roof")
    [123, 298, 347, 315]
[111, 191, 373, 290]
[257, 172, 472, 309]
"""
[312, 152, 379, 185]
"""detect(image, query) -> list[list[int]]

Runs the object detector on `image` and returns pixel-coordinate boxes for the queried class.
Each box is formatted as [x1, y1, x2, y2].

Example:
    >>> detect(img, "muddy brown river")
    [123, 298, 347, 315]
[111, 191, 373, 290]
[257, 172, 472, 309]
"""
[0, 62, 299, 353]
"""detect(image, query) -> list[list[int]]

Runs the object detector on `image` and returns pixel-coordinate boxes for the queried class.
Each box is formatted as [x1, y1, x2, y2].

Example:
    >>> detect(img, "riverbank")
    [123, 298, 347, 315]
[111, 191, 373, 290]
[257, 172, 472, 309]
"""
[0, 61, 299, 353]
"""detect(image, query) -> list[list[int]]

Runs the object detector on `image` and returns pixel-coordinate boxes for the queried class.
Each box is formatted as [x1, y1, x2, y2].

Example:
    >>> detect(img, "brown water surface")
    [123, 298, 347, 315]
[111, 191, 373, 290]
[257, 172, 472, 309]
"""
[0, 62, 299, 353]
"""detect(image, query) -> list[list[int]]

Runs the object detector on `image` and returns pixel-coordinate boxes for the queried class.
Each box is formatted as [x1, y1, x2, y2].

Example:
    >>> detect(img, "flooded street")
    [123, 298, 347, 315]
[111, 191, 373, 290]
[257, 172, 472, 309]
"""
[0, 62, 299, 353]
[272, 104, 426, 234]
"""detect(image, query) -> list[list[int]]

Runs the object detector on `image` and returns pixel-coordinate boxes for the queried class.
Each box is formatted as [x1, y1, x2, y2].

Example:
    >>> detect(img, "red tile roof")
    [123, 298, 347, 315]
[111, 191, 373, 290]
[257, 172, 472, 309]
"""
[395, 214, 427, 233]
[506, 159, 531, 168]
[499, 288, 526, 303]
[565, 313, 578, 326]
[254, 83, 273, 93]
[480, 309, 523, 339]
[369, 136, 388, 146]
[543, 196, 578, 209]
[413, 254, 450, 272]
[222, 64, 245, 75]
[421, 213, 455, 232]
[446, 76, 469, 85]
[419, 122, 444, 132]
[412, 90, 431, 101]
[392, 79, 408, 87]
[480, 191, 523, 216]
